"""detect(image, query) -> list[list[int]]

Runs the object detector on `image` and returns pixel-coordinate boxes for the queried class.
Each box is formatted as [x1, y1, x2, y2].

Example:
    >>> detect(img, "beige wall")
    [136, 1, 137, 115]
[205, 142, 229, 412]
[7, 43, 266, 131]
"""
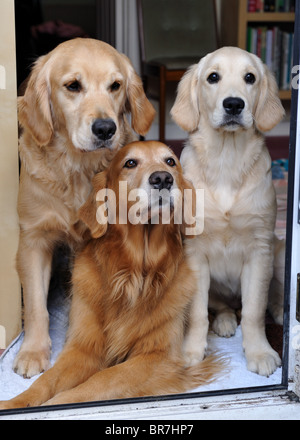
[0, 0, 21, 348]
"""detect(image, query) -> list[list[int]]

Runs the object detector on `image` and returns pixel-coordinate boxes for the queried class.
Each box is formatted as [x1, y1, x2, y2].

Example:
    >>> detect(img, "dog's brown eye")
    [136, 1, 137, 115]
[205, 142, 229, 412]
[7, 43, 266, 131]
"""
[166, 157, 176, 167]
[65, 80, 81, 92]
[207, 72, 220, 84]
[110, 81, 121, 92]
[124, 159, 137, 168]
[245, 73, 256, 84]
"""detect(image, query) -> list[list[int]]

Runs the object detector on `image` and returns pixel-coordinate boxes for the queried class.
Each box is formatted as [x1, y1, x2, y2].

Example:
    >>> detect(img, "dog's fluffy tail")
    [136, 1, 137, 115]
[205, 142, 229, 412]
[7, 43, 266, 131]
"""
[183, 353, 229, 391]
[143, 354, 228, 398]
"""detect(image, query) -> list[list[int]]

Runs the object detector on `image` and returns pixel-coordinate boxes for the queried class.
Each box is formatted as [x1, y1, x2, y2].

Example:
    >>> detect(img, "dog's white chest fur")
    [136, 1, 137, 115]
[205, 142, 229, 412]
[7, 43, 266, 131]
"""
[181, 143, 258, 293]
[212, 185, 236, 215]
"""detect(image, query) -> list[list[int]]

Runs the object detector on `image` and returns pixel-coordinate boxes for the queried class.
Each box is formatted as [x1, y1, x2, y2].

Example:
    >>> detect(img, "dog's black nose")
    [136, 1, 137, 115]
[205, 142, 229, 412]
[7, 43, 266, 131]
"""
[92, 118, 116, 141]
[149, 171, 174, 190]
[223, 97, 245, 116]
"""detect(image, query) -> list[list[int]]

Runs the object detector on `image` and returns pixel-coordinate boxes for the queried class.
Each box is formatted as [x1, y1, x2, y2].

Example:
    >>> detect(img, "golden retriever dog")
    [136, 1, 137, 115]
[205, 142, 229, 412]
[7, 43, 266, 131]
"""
[171, 47, 285, 376]
[0, 141, 224, 409]
[14, 38, 155, 378]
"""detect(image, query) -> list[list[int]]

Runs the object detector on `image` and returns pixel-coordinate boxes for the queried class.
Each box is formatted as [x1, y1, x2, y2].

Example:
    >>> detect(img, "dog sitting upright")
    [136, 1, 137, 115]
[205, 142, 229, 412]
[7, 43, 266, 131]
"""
[14, 38, 155, 378]
[171, 47, 285, 377]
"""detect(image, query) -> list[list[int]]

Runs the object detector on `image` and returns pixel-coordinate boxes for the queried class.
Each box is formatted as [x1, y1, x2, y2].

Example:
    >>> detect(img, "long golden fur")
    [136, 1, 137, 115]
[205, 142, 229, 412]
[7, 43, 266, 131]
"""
[0, 141, 223, 409]
[14, 38, 155, 378]
[171, 47, 285, 377]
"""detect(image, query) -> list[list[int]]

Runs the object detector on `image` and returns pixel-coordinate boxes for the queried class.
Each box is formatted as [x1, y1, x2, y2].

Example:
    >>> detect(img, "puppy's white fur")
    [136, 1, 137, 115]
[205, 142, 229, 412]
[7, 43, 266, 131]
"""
[171, 47, 285, 376]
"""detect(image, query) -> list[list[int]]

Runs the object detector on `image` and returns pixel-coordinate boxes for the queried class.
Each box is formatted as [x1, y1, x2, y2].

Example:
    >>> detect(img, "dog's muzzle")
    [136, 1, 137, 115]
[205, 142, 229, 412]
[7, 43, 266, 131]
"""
[223, 97, 245, 116]
[222, 97, 245, 128]
[92, 118, 117, 143]
[149, 171, 174, 191]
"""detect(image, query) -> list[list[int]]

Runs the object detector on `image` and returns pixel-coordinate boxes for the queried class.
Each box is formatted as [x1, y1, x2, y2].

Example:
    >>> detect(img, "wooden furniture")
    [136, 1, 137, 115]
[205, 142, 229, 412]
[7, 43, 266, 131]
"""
[137, 0, 218, 142]
[221, 0, 295, 100]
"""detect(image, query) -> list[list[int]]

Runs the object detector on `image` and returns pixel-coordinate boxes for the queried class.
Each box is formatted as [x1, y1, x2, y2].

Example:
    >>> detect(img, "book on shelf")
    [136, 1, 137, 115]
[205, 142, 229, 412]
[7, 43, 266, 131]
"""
[247, 26, 294, 90]
[247, 0, 295, 12]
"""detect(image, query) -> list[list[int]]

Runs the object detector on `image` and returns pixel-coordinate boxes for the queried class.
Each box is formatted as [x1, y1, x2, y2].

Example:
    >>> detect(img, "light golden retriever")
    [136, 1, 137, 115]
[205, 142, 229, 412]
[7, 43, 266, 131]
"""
[0, 141, 224, 409]
[171, 47, 285, 376]
[14, 38, 155, 378]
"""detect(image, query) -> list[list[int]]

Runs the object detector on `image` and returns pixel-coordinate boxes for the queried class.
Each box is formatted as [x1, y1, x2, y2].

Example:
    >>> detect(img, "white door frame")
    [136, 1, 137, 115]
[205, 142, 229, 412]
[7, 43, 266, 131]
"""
[0, 0, 21, 350]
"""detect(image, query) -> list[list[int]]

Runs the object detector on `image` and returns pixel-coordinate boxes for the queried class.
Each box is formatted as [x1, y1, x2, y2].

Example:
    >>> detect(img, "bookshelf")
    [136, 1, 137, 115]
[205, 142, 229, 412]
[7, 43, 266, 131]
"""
[221, 0, 295, 99]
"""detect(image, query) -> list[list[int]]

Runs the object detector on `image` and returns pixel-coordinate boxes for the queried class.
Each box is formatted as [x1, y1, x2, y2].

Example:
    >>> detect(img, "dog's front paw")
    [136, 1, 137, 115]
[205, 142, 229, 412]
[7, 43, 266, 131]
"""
[13, 346, 51, 378]
[212, 312, 237, 338]
[245, 348, 281, 376]
[183, 338, 206, 367]
[183, 349, 206, 367]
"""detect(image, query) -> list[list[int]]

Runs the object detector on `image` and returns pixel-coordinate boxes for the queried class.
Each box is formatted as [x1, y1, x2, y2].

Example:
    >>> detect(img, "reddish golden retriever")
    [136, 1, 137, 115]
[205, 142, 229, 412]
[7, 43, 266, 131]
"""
[14, 38, 155, 378]
[1, 141, 223, 409]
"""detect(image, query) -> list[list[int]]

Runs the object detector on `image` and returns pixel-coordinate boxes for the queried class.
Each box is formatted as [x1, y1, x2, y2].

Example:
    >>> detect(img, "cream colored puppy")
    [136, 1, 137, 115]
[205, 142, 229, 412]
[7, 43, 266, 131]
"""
[171, 47, 284, 376]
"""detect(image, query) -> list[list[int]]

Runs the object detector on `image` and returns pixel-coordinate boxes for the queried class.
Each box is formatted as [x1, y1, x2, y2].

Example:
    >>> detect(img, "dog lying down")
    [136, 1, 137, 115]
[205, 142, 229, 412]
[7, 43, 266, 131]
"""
[0, 141, 225, 409]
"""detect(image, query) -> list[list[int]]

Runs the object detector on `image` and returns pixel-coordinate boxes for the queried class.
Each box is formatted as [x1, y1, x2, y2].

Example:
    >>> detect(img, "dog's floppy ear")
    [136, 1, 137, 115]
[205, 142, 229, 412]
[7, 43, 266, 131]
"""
[123, 54, 156, 136]
[171, 64, 200, 133]
[79, 172, 108, 238]
[18, 55, 53, 146]
[254, 65, 285, 132]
